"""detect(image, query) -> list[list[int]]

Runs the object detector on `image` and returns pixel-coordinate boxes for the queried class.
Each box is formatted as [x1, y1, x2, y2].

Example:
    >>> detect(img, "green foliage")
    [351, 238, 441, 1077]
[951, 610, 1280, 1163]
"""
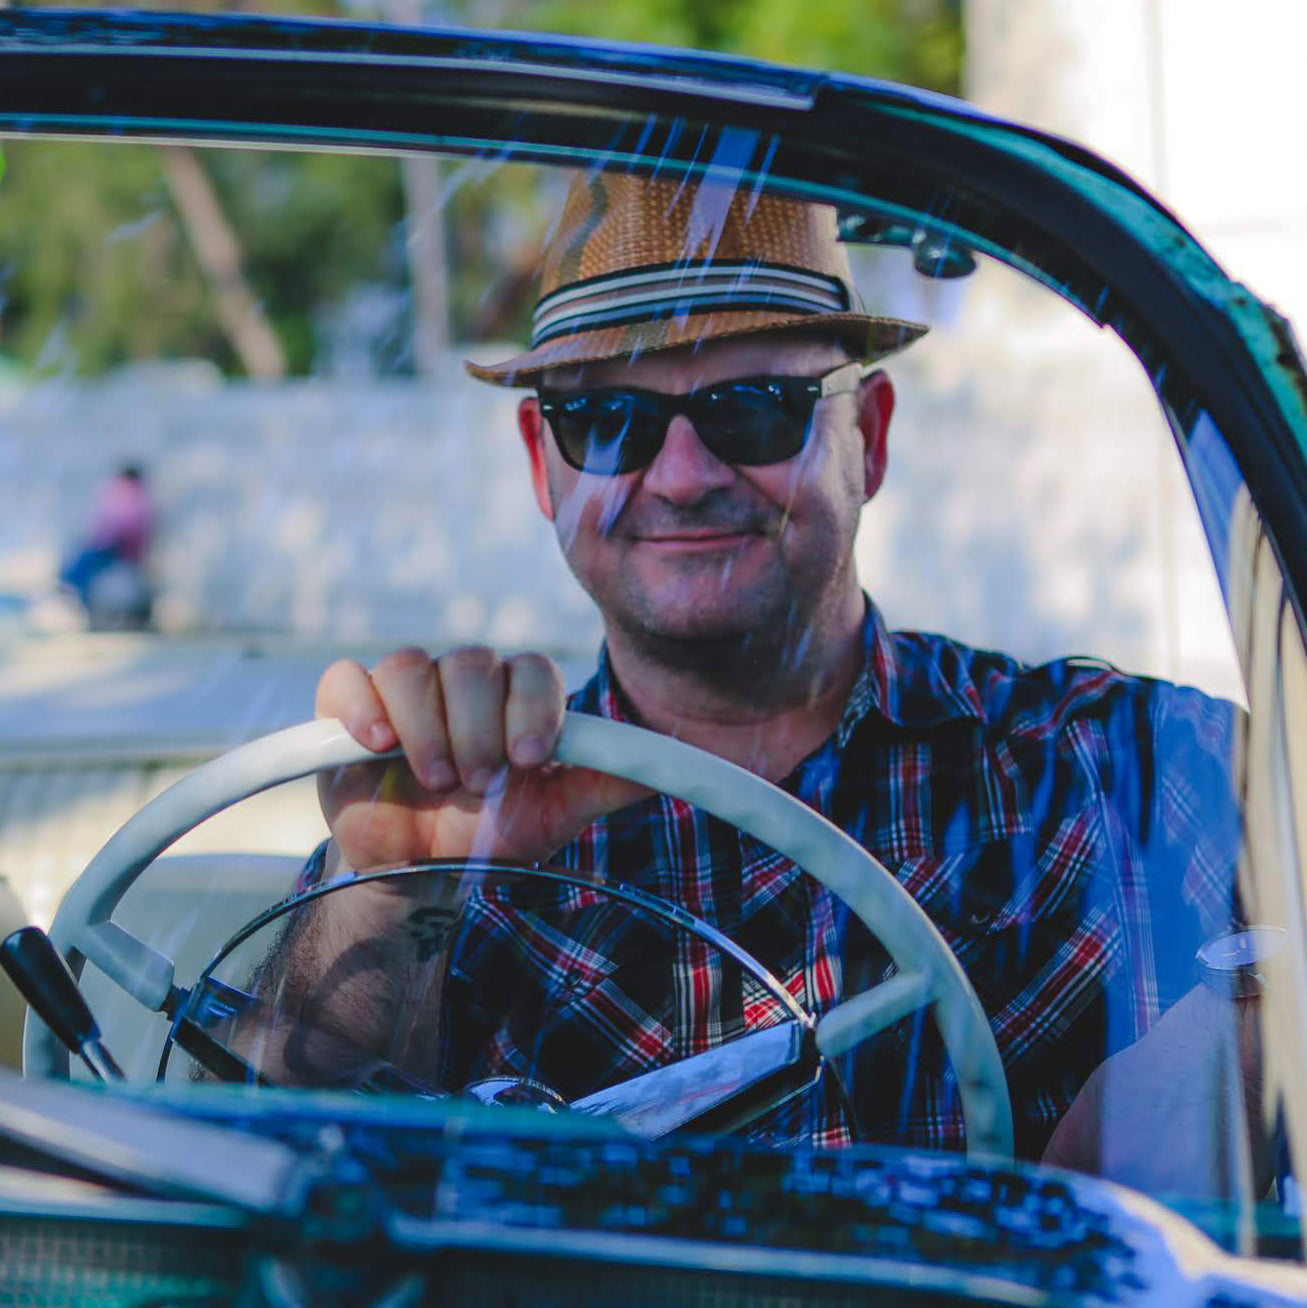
[723, 0, 961, 90]
[487, 0, 708, 49]
[472, 0, 961, 92]
[0, 142, 404, 377]
[0, 142, 214, 375]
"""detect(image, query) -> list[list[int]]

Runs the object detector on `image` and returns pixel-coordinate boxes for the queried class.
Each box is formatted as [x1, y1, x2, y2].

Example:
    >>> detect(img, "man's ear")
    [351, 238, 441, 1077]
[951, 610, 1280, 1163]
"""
[518, 395, 556, 522]
[857, 369, 895, 501]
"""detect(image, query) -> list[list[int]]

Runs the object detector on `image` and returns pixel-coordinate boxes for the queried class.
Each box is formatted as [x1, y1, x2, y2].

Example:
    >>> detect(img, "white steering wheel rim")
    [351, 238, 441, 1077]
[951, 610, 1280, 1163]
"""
[26, 713, 1013, 1158]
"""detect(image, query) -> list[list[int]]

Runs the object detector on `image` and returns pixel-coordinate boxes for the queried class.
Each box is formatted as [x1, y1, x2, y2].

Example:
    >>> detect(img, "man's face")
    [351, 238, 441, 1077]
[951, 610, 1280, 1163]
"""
[518, 334, 894, 653]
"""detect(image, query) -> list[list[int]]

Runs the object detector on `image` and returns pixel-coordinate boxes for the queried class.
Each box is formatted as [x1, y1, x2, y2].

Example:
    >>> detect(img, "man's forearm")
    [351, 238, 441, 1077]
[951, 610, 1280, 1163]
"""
[244, 842, 433, 1070]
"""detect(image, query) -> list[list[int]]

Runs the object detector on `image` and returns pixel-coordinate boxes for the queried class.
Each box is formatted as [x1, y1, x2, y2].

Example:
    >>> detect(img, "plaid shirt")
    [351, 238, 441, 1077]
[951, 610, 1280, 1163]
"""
[305, 604, 1241, 1158]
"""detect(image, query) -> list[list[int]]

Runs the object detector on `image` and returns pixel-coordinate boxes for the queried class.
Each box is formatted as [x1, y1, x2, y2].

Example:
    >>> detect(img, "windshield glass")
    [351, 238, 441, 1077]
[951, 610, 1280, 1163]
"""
[0, 127, 1302, 1265]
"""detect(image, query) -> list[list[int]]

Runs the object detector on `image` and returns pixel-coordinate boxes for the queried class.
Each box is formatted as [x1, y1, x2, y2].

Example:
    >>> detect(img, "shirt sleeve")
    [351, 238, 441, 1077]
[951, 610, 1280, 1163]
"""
[1150, 683, 1243, 935]
[1139, 682, 1244, 1008]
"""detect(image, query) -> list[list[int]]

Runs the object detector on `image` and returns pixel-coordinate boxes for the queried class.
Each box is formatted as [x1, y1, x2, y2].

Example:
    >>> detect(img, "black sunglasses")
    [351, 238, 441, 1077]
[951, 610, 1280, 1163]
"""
[537, 360, 866, 476]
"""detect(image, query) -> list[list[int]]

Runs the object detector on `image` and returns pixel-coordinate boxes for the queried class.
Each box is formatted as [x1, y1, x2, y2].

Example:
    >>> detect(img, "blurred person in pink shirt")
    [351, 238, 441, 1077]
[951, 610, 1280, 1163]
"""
[59, 464, 154, 628]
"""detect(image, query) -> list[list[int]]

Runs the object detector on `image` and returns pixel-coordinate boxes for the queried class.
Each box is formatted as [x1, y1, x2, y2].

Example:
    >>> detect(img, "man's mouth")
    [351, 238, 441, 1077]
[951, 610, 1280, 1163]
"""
[635, 529, 759, 550]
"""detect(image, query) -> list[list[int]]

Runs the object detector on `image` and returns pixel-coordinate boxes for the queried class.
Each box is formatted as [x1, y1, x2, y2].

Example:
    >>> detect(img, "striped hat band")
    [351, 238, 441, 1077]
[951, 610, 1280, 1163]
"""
[531, 260, 855, 348]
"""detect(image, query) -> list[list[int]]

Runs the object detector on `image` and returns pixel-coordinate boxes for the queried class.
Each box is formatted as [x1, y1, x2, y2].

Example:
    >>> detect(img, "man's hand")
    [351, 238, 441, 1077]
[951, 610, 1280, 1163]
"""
[1042, 984, 1269, 1199]
[316, 645, 648, 872]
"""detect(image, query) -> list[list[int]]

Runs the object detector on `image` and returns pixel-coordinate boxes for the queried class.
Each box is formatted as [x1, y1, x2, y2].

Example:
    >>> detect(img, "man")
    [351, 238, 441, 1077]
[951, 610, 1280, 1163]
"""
[281, 171, 1257, 1192]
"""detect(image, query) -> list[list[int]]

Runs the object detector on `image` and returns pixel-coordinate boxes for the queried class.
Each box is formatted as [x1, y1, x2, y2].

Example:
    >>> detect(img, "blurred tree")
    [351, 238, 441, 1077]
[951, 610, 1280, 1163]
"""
[161, 146, 288, 379]
[204, 149, 405, 373]
[0, 141, 403, 377]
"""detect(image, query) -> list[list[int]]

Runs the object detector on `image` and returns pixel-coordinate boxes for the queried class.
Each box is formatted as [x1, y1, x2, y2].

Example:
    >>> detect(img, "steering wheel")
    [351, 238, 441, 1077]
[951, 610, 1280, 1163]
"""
[25, 713, 1014, 1158]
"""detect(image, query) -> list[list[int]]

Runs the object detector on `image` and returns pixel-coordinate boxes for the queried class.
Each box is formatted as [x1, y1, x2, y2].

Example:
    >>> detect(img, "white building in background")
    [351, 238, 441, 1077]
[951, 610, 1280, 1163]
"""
[853, 0, 1307, 706]
[967, 0, 1307, 336]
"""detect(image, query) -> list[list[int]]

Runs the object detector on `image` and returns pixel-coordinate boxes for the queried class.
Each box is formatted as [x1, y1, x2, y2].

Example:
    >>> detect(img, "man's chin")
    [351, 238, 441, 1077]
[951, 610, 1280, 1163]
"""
[620, 595, 786, 651]
[586, 549, 811, 653]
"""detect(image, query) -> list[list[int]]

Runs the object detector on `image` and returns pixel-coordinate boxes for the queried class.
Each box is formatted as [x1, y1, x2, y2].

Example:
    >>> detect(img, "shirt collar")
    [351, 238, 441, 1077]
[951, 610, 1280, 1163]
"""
[836, 600, 987, 744]
[573, 597, 988, 740]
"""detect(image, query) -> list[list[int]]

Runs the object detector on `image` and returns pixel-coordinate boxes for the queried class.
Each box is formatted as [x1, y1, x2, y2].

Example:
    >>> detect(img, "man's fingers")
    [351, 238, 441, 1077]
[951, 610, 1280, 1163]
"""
[505, 653, 565, 768]
[316, 658, 396, 752]
[370, 647, 455, 792]
[438, 646, 509, 795]
[570, 768, 652, 825]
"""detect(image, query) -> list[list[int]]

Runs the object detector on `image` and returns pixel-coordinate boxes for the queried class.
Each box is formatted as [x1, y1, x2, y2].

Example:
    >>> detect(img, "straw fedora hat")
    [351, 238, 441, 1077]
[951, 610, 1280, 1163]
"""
[465, 171, 928, 386]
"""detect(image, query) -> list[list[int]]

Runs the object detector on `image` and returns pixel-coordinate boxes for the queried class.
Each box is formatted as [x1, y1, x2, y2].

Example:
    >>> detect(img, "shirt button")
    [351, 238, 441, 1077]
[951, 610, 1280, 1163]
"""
[967, 907, 993, 927]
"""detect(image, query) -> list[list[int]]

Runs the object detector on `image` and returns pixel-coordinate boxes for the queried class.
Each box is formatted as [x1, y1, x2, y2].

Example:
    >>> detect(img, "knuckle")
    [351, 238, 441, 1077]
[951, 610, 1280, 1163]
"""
[373, 646, 434, 681]
[507, 662, 564, 725]
[508, 650, 562, 687]
[440, 644, 503, 682]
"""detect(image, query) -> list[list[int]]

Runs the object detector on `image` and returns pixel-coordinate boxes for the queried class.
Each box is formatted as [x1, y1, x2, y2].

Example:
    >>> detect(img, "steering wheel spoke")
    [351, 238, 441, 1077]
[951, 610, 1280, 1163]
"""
[571, 1020, 816, 1138]
[814, 971, 935, 1059]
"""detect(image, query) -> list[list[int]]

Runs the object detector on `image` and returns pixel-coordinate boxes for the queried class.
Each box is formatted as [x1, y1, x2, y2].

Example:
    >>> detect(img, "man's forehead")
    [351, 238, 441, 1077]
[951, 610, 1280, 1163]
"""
[541, 332, 850, 391]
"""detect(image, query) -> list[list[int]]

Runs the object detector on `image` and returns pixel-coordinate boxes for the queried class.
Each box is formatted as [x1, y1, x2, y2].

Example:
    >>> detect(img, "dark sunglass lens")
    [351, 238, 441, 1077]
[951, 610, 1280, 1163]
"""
[550, 394, 627, 473]
[550, 392, 663, 474]
[701, 381, 811, 465]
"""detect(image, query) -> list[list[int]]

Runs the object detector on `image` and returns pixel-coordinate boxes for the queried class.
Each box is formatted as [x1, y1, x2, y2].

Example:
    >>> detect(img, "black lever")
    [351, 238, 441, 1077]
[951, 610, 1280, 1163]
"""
[0, 926, 124, 1082]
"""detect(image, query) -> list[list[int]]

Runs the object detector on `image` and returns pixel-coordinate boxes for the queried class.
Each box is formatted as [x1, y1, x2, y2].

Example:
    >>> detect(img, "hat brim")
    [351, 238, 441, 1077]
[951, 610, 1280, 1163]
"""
[464, 309, 928, 387]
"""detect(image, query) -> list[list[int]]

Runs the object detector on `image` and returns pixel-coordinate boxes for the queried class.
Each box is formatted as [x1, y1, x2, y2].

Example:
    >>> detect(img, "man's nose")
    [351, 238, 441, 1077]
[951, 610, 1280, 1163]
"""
[640, 414, 735, 503]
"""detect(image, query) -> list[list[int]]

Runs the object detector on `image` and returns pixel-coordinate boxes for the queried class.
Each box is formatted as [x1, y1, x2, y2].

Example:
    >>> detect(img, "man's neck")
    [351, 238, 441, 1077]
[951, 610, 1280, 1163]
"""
[602, 589, 868, 782]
